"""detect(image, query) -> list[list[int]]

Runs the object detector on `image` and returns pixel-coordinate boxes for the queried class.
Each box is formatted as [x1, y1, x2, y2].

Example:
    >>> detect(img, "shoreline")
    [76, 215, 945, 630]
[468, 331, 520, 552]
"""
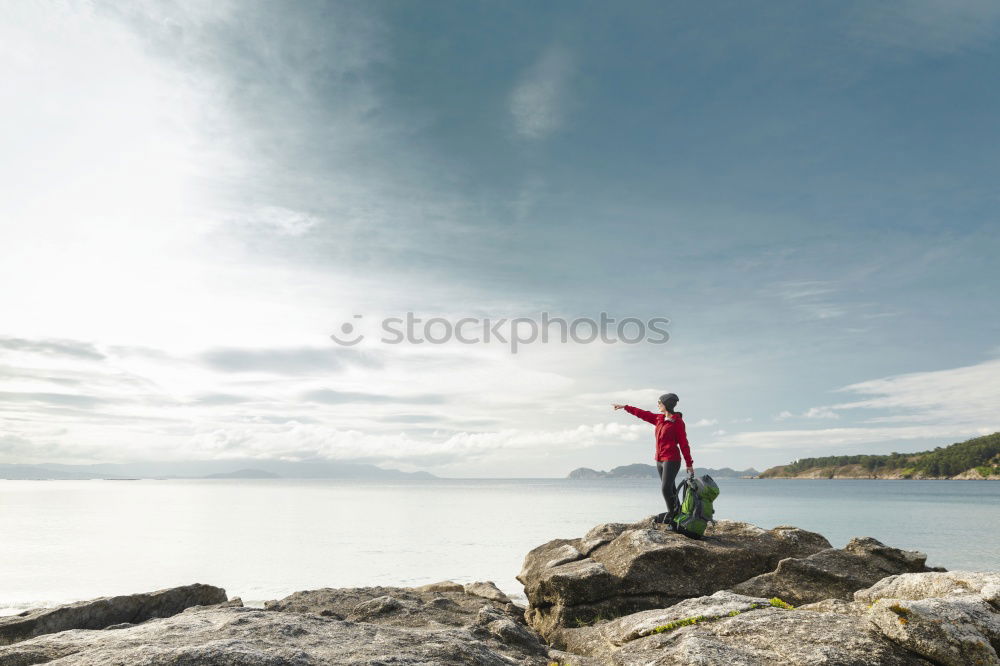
[3, 518, 998, 664]
[755, 476, 1000, 480]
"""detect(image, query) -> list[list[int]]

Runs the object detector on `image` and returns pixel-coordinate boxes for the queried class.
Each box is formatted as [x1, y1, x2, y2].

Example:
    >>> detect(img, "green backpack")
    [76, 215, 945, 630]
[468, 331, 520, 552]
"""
[672, 474, 720, 539]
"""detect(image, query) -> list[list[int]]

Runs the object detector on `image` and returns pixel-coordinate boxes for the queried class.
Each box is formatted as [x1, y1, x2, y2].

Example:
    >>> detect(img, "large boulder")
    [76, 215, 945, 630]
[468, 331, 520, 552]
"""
[614, 607, 926, 665]
[0, 581, 551, 665]
[857, 571, 1000, 666]
[557, 590, 773, 659]
[538, 570, 1000, 665]
[0, 583, 230, 646]
[262, 580, 524, 630]
[517, 517, 832, 643]
[854, 570, 1000, 605]
[0, 605, 551, 665]
[550, 590, 928, 665]
[730, 536, 942, 606]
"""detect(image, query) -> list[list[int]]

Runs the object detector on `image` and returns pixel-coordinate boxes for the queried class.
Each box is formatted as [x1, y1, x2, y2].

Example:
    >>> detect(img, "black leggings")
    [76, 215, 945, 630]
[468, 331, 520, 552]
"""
[657, 459, 681, 515]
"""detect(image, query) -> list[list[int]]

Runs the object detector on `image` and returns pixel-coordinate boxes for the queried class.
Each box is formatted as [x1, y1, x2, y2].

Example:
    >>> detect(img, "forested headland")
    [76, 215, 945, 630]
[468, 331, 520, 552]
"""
[760, 432, 1000, 479]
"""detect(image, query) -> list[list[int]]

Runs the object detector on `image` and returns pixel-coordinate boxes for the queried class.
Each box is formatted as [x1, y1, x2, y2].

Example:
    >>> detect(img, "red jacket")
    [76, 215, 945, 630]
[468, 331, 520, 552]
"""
[623, 406, 693, 466]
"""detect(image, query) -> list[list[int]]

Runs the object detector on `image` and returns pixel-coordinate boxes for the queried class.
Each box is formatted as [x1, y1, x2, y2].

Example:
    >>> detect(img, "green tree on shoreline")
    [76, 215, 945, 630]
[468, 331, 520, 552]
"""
[764, 432, 1000, 478]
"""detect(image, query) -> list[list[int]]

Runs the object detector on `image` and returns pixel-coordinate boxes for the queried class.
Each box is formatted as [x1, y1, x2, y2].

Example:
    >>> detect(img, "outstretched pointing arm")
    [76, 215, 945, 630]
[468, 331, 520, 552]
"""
[619, 404, 658, 425]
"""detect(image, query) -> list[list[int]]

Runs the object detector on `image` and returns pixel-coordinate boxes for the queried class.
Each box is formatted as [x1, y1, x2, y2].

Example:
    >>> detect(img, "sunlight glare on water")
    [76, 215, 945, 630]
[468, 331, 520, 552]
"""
[1, 478, 997, 615]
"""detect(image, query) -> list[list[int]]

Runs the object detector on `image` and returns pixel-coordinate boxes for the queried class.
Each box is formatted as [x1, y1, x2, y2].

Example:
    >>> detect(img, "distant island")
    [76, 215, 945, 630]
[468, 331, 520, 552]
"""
[567, 464, 759, 479]
[0, 458, 436, 481]
[201, 468, 281, 479]
[760, 431, 1000, 479]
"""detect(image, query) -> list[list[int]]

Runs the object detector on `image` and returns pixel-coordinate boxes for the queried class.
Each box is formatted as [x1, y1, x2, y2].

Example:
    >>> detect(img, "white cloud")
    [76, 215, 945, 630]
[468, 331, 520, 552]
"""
[509, 45, 573, 139]
[22, 413, 648, 467]
[803, 407, 839, 419]
[0, 336, 610, 465]
[773, 280, 846, 320]
[701, 424, 995, 451]
[692, 418, 718, 427]
[773, 406, 840, 420]
[0, 2, 233, 347]
[776, 280, 838, 301]
[831, 357, 1000, 426]
[0, 2, 523, 347]
[705, 356, 1000, 455]
[291, 421, 645, 463]
[850, 0, 1000, 58]
[243, 206, 322, 237]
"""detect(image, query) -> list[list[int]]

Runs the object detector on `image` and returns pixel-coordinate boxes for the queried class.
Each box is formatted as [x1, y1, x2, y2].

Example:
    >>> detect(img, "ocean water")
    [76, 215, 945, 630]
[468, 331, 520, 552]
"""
[1, 477, 998, 616]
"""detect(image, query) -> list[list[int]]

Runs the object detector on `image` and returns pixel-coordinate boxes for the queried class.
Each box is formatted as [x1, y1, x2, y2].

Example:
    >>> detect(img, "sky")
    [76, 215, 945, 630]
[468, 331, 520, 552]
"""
[1, 0, 998, 477]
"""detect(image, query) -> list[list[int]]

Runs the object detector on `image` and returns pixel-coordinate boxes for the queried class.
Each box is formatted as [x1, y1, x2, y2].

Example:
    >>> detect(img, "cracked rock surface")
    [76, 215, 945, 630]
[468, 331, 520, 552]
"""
[0, 584, 229, 647]
[517, 517, 832, 643]
[2, 523, 996, 666]
[521, 522, 1000, 666]
[0, 581, 551, 665]
[730, 536, 942, 606]
[859, 571, 1000, 666]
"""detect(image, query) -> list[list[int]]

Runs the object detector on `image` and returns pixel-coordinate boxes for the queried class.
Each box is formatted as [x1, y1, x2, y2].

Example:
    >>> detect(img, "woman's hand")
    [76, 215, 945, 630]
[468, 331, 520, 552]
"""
[686, 466, 695, 477]
[612, 403, 625, 410]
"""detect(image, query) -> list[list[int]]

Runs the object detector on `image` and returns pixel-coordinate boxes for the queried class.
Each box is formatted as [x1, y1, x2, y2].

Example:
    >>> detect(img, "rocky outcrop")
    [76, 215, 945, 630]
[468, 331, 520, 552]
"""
[857, 571, 1000, 666]
[517, 517, 832, 644]
[556, 590, 926, 665]
[0, 583, 229, 646]
[730, 536, 941, 605]
[0, 605, 552, 665]
[557, 590, 774, 659]
[855, 570, 1000, 604]
[0, 581, 551, 665]
[1, 525, 996, 665]
[951, 468, 1000, 480]
[262, 580, 524, 632]
[541, 572, 1000, 665]
[519, 519, 999, 666]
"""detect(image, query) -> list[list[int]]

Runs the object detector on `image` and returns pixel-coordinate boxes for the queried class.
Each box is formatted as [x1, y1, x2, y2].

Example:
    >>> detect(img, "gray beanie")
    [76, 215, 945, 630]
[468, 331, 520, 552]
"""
[659, 393, 679, 408]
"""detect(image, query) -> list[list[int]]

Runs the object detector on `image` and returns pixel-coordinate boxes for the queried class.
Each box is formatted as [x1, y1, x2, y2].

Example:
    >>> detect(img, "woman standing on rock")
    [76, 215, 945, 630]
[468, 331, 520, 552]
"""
[612, 393, 694, 523]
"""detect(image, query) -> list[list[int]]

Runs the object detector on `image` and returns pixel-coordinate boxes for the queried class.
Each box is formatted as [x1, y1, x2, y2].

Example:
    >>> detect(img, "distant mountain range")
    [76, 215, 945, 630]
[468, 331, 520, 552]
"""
[202, 468, 282, 479]
[0, 458, 436, 480]
[567, 464, 759, 479]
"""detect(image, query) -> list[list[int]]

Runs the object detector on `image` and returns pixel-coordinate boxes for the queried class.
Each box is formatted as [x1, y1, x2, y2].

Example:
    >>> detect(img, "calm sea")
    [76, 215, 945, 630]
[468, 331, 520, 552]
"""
[2, 478, 998, 616]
